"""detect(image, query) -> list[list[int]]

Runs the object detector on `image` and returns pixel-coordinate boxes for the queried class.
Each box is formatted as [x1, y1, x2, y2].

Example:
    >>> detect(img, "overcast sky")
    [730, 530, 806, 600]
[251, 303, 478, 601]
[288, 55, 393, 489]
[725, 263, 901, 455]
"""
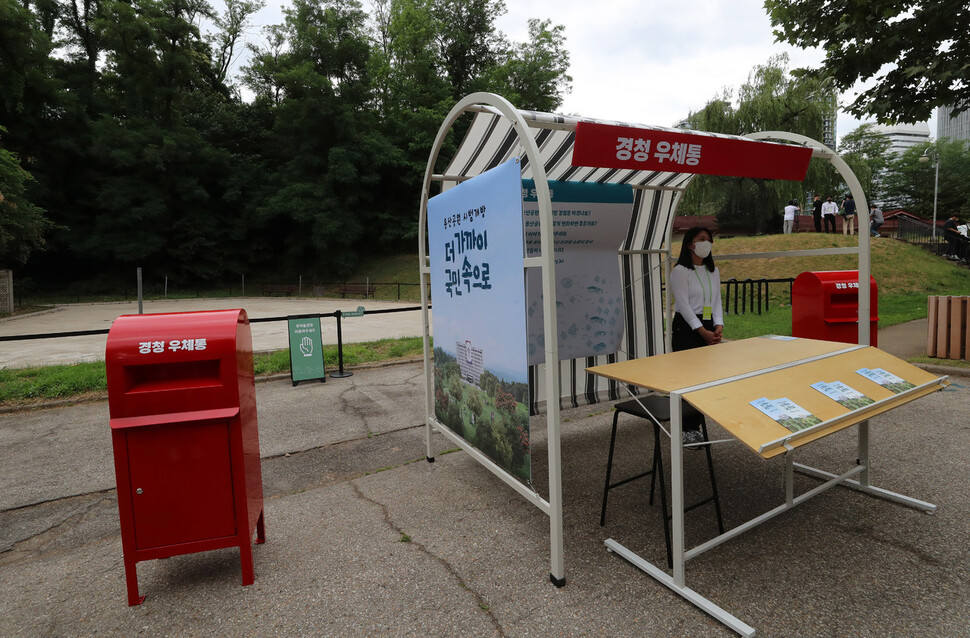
[236, 0, 936, 142]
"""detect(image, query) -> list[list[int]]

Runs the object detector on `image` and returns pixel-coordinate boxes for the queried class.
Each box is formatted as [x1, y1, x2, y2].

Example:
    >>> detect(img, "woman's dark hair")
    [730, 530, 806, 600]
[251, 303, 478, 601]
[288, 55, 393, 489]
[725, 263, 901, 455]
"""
[675, 226, 716, 272]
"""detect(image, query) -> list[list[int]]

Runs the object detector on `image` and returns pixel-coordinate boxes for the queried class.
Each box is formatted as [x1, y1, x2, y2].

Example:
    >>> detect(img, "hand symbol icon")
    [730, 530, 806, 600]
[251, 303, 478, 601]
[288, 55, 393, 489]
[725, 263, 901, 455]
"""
[300, 336, 313, 356]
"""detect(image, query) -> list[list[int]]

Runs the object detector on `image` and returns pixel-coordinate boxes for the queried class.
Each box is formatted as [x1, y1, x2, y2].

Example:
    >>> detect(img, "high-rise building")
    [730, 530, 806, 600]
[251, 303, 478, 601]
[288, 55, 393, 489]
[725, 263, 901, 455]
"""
[817, 93, 838, 150]
[868, 122, 931, 155]
[936, 106, 970, 141]
[456, 340, 484, 386]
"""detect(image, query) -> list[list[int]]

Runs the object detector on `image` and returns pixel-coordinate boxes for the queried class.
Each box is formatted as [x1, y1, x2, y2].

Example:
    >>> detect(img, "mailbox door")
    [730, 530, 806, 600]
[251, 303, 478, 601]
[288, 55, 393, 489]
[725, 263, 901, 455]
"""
[127, 421, 237, 550]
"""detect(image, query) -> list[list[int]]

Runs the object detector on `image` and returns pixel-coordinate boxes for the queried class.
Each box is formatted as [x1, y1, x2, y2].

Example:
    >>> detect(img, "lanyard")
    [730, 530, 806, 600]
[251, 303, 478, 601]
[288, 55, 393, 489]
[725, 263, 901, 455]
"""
[693, 267, 712, 307]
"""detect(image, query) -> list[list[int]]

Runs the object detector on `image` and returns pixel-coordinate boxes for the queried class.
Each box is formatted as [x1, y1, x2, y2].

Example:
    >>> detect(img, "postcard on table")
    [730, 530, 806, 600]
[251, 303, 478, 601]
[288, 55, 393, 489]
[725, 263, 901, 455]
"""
[811, 381, 875, 410]
[750, 397, 822, 433]
[856, 368, 916, 394]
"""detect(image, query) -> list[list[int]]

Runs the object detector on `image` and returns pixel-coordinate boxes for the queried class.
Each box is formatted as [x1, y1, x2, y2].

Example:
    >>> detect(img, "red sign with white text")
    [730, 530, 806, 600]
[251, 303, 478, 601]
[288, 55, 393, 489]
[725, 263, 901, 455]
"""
[572, 122, 813, 181]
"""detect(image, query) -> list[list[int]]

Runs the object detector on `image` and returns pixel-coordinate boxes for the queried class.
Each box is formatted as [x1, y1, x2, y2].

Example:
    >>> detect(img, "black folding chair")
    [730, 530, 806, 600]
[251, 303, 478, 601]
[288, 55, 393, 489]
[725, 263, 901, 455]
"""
[600, 396, 725, 568]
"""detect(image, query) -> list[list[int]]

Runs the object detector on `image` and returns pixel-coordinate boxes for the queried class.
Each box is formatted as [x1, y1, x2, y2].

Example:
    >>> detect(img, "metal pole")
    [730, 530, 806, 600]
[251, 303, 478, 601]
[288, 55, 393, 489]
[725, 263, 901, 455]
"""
[932, 159, 940, 244]
[164, 276, 168, 299]
[670, 392, 686, 586]
[330, 310, 353, 378]
[136, 267, 143, 314]
[299, 275, 302, 297]
[242, 274, 245, 297]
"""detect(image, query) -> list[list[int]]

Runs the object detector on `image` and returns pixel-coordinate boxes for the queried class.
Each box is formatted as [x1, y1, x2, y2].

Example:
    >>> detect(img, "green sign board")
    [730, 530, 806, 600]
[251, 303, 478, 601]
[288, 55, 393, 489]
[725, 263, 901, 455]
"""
[287, 316, 326, 386]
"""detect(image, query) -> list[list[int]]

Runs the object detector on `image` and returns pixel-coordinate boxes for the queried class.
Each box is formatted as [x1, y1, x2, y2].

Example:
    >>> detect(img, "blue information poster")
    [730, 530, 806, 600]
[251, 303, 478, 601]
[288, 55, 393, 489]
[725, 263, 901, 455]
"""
[428, 159, 532, 484]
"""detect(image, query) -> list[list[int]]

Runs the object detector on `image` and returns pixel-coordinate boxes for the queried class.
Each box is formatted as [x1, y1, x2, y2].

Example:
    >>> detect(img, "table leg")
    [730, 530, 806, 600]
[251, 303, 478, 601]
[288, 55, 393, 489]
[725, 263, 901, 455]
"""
[670, 391, 685, 587]
[857, 420, 870, 487]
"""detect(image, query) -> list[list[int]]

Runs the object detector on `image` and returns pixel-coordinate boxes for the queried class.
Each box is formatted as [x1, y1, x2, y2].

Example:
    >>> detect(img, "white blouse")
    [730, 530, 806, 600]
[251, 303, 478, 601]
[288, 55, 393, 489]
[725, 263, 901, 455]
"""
[670, 264, 724, 330]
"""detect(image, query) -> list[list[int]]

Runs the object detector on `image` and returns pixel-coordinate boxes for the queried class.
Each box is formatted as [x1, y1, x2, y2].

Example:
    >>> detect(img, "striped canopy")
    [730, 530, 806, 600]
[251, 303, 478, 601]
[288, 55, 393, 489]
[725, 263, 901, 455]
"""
[438, 106, 799, 411]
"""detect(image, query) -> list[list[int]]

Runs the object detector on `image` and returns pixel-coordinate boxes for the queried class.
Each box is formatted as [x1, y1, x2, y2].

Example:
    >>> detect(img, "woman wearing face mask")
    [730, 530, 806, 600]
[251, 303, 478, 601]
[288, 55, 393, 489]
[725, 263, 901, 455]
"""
[670, 227, 724, 352]
[669, 227, 723, 444]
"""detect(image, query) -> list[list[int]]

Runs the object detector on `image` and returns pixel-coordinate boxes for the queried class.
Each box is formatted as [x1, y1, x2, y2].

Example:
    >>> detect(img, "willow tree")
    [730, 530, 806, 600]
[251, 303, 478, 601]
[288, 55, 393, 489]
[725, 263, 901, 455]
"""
[679, 55, 839, 233]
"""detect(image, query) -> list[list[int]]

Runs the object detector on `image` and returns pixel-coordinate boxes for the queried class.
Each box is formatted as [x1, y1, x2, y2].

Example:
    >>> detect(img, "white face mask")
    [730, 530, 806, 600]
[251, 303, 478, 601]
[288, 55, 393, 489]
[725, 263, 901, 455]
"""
[692, 240, 712, 259]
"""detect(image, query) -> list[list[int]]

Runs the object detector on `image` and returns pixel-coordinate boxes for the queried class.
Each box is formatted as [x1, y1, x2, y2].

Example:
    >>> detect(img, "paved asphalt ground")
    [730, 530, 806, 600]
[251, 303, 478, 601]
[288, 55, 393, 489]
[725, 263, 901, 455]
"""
[1, 300, 968, 637]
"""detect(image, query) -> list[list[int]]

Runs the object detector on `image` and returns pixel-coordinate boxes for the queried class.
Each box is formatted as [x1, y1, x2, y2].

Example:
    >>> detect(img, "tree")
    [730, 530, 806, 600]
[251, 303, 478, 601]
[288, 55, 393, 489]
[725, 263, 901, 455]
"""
[0, 130, 54, 266]
[489, 19, 571, 112]
[494, 386, 516, 415]
[837, 124, 891, 202]
[765, 0, 970, 122]
[880, 139, 970, 217]
[66, 0, 251, 281]
[1, 0, 574, 288]
[244, 0, 388, 276]
[466, 389, 482, 416]
[680, 55, 834, 233]
[209, 0, 266, 85]
[433, 0, 507, 100]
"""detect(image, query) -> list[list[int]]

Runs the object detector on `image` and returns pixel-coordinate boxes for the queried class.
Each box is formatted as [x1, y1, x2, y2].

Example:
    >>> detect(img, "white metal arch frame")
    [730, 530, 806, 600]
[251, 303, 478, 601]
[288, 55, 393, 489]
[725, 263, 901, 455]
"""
[744, 131, 871, 345]
[417, 92, 567, 585]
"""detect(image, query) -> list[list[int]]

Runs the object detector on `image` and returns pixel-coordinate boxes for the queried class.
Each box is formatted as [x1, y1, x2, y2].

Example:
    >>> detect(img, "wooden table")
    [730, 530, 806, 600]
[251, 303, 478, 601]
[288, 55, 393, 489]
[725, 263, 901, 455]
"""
[587, 336, 947, 636]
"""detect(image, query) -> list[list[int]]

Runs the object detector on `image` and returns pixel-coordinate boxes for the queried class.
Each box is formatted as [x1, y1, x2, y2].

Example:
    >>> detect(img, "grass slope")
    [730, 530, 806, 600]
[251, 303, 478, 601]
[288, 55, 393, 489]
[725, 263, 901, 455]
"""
[712, 234, 970, 339]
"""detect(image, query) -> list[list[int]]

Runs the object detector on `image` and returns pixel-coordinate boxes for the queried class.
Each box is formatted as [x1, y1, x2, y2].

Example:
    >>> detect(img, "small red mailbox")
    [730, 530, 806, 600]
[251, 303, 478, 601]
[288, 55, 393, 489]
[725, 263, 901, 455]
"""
[106, 309, 265, 605]
[792, 271, 878, 346]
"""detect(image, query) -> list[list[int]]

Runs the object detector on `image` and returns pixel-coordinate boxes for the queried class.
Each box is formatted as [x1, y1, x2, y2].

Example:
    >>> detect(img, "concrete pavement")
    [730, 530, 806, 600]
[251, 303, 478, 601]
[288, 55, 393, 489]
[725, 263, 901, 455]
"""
[2, 367, 969, 634]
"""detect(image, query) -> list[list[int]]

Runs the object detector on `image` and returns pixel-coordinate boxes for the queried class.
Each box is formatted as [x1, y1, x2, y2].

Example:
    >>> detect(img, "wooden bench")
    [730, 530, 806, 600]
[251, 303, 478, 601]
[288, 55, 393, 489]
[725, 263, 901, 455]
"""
[337, 283, 375, 299]
[263, 284, 300, 296]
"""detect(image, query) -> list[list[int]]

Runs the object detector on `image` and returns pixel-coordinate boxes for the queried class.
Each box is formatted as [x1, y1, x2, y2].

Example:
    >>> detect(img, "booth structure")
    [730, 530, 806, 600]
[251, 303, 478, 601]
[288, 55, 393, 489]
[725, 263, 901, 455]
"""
[417, 93, 944, 635]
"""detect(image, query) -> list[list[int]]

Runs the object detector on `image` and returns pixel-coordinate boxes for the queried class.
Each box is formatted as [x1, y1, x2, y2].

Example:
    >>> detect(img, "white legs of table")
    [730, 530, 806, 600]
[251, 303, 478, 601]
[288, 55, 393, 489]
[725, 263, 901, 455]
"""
[669, 392, 685, 586]
[784, 444, 795, 506]
[605, 403, 935, 635]
[793, 463, 937, 513]
[792, 417, 936, 513]
[858, 419, 870, 487]
[605, 539, 756, 637]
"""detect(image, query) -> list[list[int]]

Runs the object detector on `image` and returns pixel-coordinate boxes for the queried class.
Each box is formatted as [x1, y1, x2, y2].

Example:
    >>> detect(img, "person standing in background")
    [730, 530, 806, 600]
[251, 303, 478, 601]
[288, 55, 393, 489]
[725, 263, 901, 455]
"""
[783, 199, 800, 234]
[943, 214, 965, 261]
[841, 194, 857, 235]
[812, 195, 823, 232]
[869, 203, 884, 237]
[821, 196, 838, 233]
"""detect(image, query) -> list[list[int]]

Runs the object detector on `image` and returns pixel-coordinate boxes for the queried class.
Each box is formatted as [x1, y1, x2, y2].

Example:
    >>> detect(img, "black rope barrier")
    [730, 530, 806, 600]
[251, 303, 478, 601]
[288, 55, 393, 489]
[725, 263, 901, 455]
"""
[0, 305, 426, 342]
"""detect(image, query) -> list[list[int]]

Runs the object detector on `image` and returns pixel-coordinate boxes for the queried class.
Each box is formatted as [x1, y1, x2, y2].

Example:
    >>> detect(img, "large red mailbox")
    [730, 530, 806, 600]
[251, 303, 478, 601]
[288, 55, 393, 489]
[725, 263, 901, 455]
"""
[792, 271, 879, 346]
[106, 309, 265, 605]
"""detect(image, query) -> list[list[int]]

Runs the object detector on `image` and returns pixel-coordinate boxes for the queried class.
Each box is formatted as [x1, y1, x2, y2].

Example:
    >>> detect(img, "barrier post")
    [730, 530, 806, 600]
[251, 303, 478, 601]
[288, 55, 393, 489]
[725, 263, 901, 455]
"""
[330, 310, 353, 378]
[136, 267, 143, 314]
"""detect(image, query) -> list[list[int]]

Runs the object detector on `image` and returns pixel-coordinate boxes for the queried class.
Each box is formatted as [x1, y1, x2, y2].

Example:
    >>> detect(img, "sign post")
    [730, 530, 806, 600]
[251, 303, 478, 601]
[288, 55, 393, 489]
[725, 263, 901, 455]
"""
[287, 315, 326, 386]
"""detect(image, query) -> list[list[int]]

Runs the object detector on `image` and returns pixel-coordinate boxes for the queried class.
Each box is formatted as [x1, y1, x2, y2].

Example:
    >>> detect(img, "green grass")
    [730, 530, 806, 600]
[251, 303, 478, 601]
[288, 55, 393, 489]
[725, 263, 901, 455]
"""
[715, 234, 970, 297]
[0, 361, 108, 403]
[707, 234, 970, 338]
[344, 253, 423, 302]
[0, 337, 426, 406]
[253, 337, 426, 375]
[908, 355, 970, 369]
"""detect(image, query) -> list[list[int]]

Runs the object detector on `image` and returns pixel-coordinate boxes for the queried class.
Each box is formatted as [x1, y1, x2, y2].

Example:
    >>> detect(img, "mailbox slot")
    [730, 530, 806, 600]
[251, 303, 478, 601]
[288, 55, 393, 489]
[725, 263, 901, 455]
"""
[125, 360, 223, 393]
